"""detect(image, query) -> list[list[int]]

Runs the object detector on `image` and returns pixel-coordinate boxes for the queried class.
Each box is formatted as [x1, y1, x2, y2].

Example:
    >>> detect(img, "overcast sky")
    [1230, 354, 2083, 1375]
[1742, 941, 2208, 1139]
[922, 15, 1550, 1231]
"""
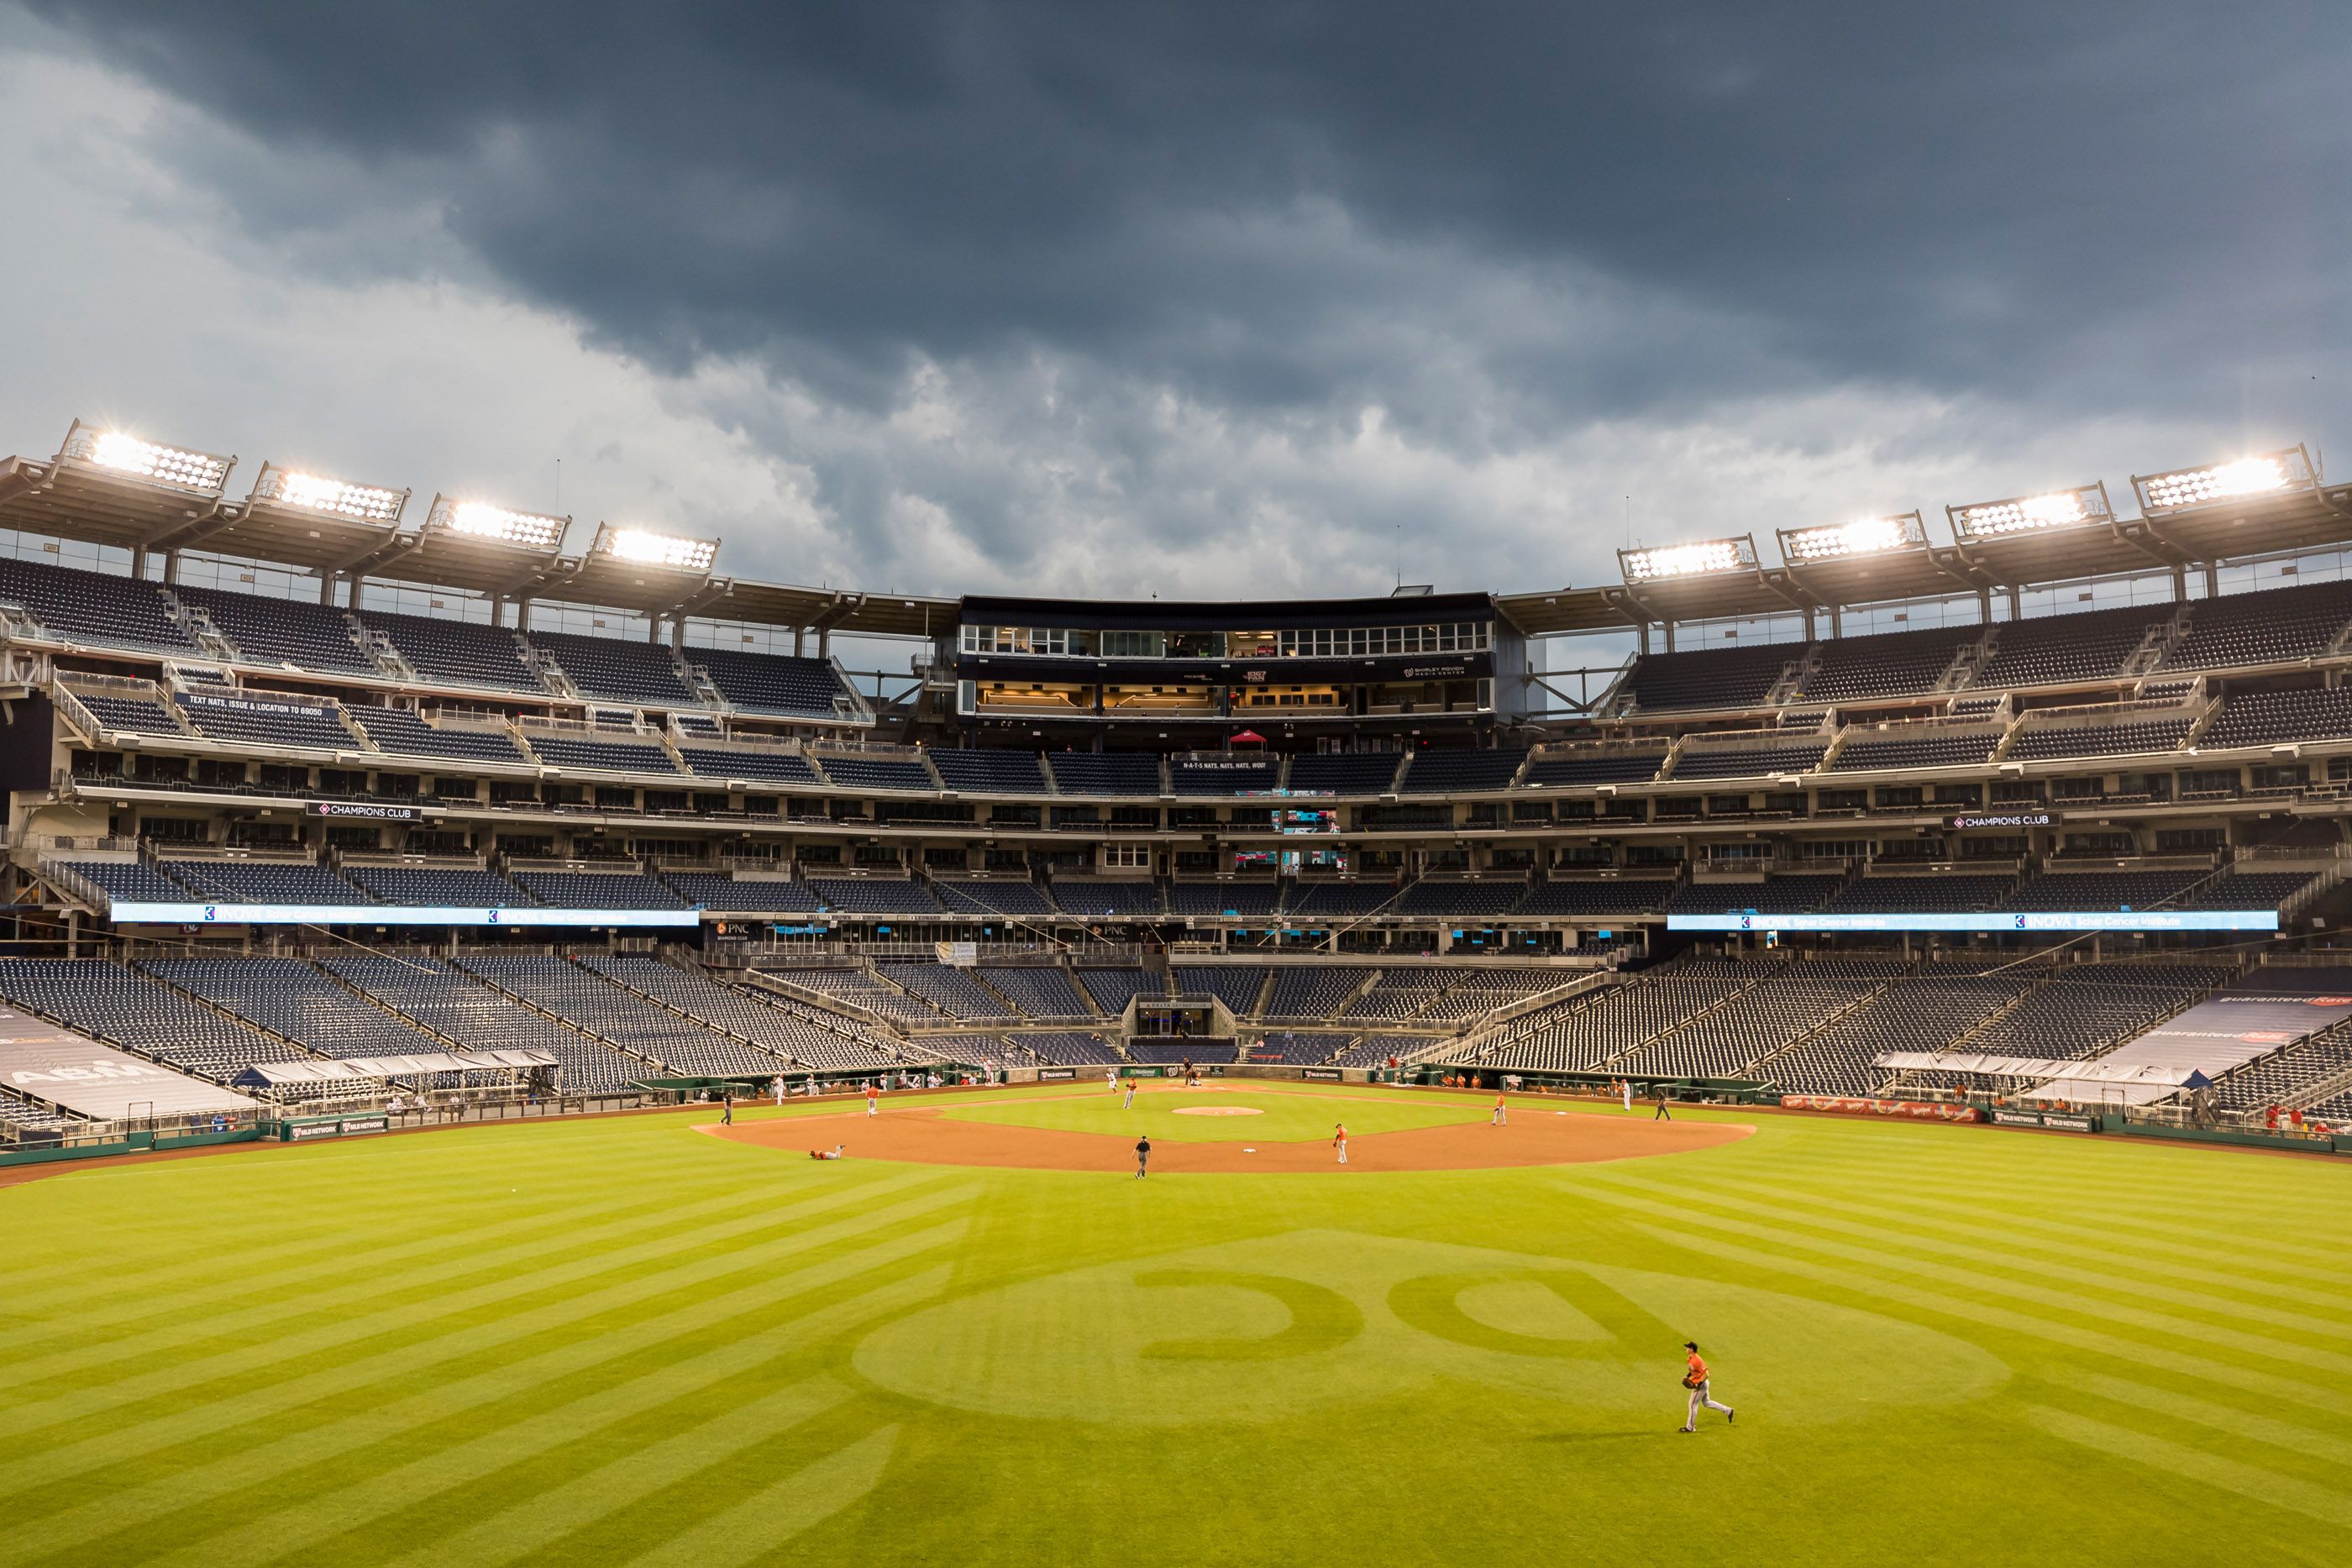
[0, 2, 2343, 607]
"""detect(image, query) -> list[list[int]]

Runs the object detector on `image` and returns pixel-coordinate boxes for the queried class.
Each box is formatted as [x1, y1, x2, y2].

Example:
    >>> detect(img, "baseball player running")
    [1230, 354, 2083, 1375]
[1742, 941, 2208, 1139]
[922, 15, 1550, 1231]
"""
[1678, 1341, 1735, 1432]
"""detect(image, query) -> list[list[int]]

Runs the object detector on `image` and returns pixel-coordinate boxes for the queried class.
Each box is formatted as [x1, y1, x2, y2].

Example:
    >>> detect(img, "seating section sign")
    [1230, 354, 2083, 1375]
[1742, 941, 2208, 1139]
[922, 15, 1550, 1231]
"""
[0, 1005, 258, 1120]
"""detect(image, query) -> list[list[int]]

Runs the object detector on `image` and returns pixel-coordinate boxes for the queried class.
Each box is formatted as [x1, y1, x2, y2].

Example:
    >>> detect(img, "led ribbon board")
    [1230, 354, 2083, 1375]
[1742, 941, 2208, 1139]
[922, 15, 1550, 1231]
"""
[1667, 911, 2279, 933]
[107, 904, 703, 928]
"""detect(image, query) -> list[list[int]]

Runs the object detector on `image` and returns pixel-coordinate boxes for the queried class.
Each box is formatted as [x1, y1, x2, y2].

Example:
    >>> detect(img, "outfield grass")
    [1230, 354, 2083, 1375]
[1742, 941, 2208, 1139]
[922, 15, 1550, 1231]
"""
[3, 1083, 2349, 1565]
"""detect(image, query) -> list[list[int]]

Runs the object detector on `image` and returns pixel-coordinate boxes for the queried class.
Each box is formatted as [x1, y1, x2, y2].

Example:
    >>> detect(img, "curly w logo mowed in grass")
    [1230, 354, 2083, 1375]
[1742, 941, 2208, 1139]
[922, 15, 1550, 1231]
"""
[853, 1229, 2003, 1428]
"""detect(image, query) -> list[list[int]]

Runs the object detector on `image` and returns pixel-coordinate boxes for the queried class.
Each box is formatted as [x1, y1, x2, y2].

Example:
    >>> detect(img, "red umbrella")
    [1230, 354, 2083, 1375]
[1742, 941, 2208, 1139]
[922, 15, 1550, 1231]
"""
[1229, 730, 1267, 745]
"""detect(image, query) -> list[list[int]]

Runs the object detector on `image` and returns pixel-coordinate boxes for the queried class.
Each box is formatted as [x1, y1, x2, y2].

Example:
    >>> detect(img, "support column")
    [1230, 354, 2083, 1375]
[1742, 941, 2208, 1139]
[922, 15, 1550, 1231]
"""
[1662, 621, 1676, 653]
[2005, 586, 2022, 620]
[2202, 562, 2220, 598]
[1977, 587, 1992, 624]
[1829, 605, 1844, 638]
[648, 616, 664, 644]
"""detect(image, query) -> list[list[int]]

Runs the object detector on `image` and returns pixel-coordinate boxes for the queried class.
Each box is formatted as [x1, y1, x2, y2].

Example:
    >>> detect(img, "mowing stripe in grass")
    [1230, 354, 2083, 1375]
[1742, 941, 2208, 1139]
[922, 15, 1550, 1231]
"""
[0, 1184, 971, 1500]
[4, 1240, 958, 1564]
[617, 1425, 899, 1568]
[1583, 1169, 2352, 1341]
[1622, 1221, 2337, 1413]
[370, 1378, 860, 1568]
[129, 1266, 946, 1568]
[1582, 1181, 2352, 1376]
[1639, 1168, 2352, 1317]
[2026, 1405, 2352, 1527]
[2057, 1371, 2352, 1468]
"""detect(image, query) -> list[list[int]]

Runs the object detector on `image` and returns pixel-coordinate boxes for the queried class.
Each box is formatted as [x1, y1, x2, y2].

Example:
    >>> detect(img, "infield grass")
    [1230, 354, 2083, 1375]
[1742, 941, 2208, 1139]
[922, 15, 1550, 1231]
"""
[2, 1083, 2348, 1565]
[943, 1080, 1490, 1140]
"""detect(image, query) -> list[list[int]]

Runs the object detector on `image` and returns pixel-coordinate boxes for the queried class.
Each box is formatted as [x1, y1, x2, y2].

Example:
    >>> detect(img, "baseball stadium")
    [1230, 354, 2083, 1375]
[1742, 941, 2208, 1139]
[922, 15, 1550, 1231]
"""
[2, 422, 2349, 1563]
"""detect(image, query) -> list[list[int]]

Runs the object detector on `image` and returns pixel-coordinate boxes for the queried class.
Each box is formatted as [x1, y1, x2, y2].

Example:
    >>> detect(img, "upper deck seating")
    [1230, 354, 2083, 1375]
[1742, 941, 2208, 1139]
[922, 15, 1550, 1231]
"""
[1617, 642, 1797, 713]
[676, 746, 820, 785]
[360, 610, 543, 693]
[932, 878, 1056, 917]
[1400, 749, 1525, 794]
[1049, 878, 1167, 916]
[1047, 753, 1163, 795]
[342, 864, 536, 906]
[1671, 743, 1826, 780]
[1976, 603, 2161, 690]
[805, 877, 945, 915]
[930, 749, 1051, 794]
[2006, 716, 2191, 761]
[2164, 579, 2352, 671]
[527, 735, 684, 774]
[1799, 627, 1967, 704]
[1168, 881, 1280, 915]
[1285, 753, 1404, 794]
[1831, 732, 2000, 771]
[690, 645, 853, 719]
[509, 870, 690, 909]
[2201, 686, 2352, 749]
[817, 756, 936, 792]
[50, 858, 194, 904]
[74, 692, 186, 735]
[1523, 751, 1666, 787]
[174, 585, 377, 675]
[0, 557, 192, 652]
[528, 630, 697, 705]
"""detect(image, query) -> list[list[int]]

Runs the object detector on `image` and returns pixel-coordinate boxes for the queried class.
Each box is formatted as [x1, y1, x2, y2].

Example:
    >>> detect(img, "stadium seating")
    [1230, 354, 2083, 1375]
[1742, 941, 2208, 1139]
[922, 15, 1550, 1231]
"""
[0, 957, 311, 1083]
[878, 962, 1017, 1019]
[1827, 874, 2013, 912]
[2005, 715, 2191, 761]
[527, 734, 685, 774]
[359, 609, 543, 693]
[73, 691, 186, 736]
[676, 746, 821, 784]
[2003, 869, 2204, 911]
[1515, 878, 1674, 915]
[930, 749, 1051, 793]
[1397, 879, 1525, 917]
[932, 878, 1057, 917]
[342, 864, 536, 906]
[1830, 731, 1999, 771]
[2200, 686, 2352, 749]
[351, 706, 529, 764]
[508, 870, 690, 909]
[460, 955, 784, 1078]
[1799, 627, 1966, 704]
[587, 955, 895, 1069]
[173, 585, 379, 675]
[1974, 603, 2160, 690]
[1286, 881, 1400, 917]
[163, 859, 370, 905]
[1399, 749, 1525, 793]
[1613, 960, 1903, 1080]
[176, 690, 355, 751]
[325, 956, 643, 1090]
[528, 630, 698, 705]
[1168, 881, 1280, 915]
[761, 965, 939, 1026]
[1047, 753, 1162, 795]
[1264, 968, 1364, 1019]
[2164, 579, 2352, 671]
[659, 873, 820, 911]
[1077, 968, 1160, 1014]
[817, 755, 937, 792]
[1665, 875, 1843, 915]
[1171, 758, 1280, 794]
[50, 858, 193, 904]
[1012, 1031, 1122, 1065]
[689, 645, 854, 719]
[140, 958, 441, 1059]
[1616, 642, 1798, 713]
[979, 967, 1095, 1017]
[1522, 750, 1667, 787]
[1050, 878, 1167, 916]
[1761, 965, 2040, 1095]
[1669, 743, 1826, 781]
[1286, 753, 1404, 794]
[1172, 965, 1268, 1015]
[806, 877, 945, 915]
[0, 556, 192, 652]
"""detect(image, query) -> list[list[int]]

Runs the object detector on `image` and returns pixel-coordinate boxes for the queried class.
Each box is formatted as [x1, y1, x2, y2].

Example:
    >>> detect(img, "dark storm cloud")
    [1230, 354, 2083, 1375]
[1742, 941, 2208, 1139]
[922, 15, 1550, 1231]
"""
[32, 0, 2350, 429]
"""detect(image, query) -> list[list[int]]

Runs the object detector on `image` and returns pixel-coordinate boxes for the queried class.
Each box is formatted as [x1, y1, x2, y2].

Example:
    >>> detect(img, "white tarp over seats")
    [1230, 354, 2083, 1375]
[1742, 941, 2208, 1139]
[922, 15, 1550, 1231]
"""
[2022, 972, 2352, 1105]
[238, 1049, 562, 1086]
[1872, 1051, 2202, 1087]
[0, 1004, 260, 1119]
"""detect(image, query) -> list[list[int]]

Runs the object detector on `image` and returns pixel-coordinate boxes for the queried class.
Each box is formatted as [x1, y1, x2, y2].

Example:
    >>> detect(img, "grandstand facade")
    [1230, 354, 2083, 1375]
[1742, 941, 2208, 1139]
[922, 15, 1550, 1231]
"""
[8, 418, 2352, 1137]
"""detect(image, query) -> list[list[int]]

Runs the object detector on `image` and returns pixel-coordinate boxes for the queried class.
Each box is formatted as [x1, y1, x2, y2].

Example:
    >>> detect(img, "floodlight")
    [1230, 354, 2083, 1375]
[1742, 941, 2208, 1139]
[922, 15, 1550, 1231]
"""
[424, 494, 568, 551]
[593, 523, 718, 573]
[252, 464, 407, 523]
[2133, 446, 2315, 514]
[1779, 511, 1927, 564]
[1619, 536, 1756, 583]
[65, 424, 232, 492]
[1948, 483, 2112, 542]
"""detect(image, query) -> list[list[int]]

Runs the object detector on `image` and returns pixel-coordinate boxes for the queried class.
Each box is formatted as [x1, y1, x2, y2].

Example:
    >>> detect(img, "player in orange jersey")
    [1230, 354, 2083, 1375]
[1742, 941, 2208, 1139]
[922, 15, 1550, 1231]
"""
[1679, 1341, 1735, 1432]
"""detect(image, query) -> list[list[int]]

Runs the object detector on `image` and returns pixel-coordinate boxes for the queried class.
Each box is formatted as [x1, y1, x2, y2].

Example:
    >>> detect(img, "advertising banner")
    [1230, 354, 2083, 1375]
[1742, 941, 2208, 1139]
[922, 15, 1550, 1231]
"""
[1778, 1094, 1978, 1123]
[1671, 911, 2278, 933]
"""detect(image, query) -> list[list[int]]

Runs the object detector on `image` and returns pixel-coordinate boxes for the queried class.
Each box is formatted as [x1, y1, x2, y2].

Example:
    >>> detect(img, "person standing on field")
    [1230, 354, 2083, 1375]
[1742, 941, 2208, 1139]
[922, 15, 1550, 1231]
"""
[1620, 1078, 1633, 1112]
[1333, 1122, 1348, 1165]
[1134, 1134, 1152, 1178]
[1653, 1086, 1672, 1121]
[1679, 1341, 1735, 1432]
[866, 1082, 880, 1118]
[1492, 1091, 1508, 1127]
[1106, 1065, 1119, 1093]
[722, 1089, 733, 1126]
[1123, 1078, 1137, 1109]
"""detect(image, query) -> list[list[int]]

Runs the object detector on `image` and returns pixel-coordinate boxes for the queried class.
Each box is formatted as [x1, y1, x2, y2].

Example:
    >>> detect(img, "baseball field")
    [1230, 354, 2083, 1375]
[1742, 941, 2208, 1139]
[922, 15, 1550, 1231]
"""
[2, 1078, 2347, 1564]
